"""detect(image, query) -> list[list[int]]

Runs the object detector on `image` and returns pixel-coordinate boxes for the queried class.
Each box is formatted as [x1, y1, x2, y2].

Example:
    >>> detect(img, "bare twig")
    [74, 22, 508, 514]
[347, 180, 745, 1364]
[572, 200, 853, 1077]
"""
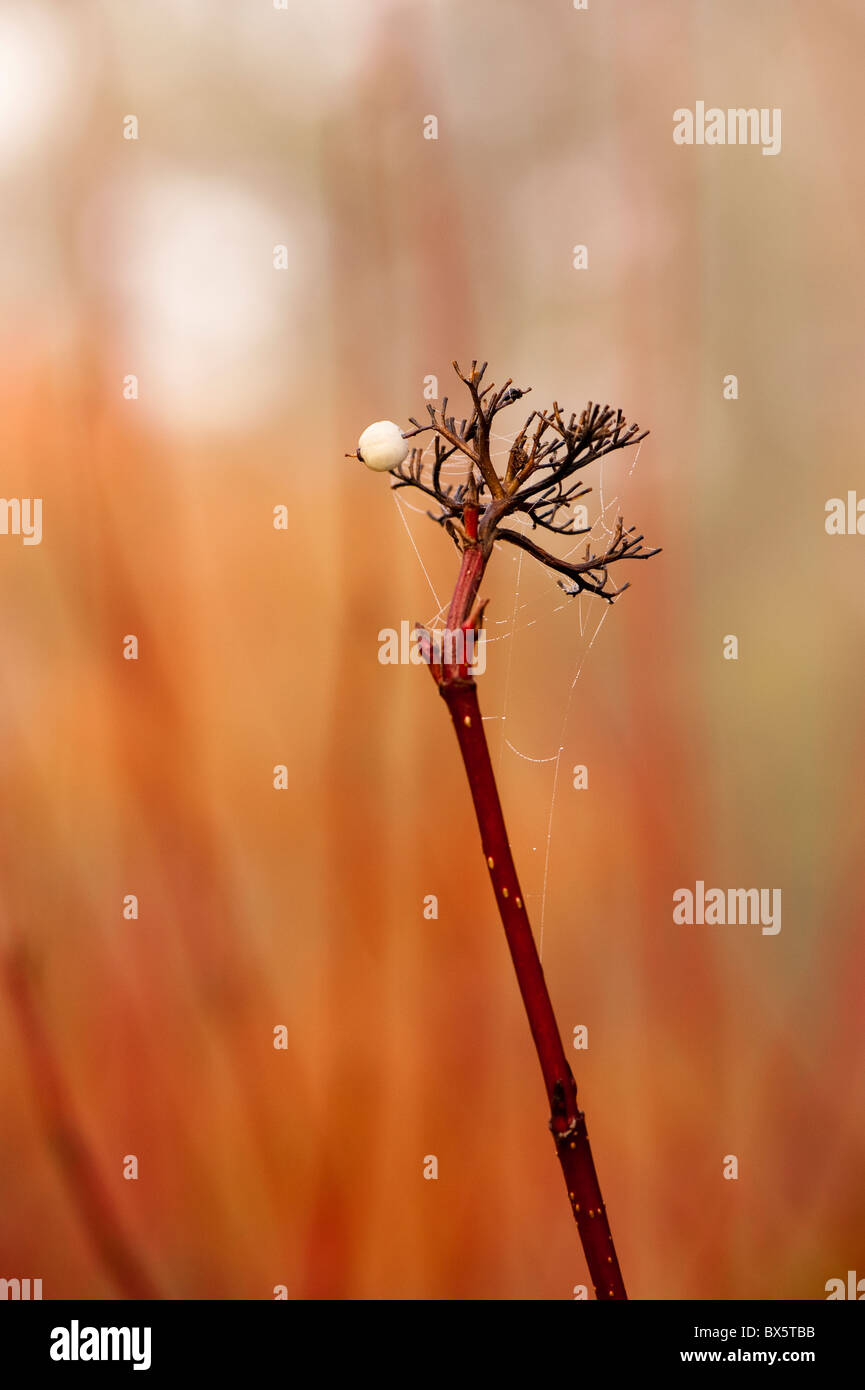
[389, 364, 658, 600]
[439, 660, 626, 1299]
[352, 360, 660, 1298]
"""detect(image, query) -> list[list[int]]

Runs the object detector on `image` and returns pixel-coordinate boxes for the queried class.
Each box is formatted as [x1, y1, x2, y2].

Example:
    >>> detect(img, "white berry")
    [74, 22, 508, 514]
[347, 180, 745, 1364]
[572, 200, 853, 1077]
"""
[356, 420, 409, 473]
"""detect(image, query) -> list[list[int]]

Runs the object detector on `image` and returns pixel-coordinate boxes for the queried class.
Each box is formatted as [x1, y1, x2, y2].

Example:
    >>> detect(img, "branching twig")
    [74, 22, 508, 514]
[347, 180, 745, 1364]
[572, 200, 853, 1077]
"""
[390, 362, 659, 599]
[352, 360, 660, 1298]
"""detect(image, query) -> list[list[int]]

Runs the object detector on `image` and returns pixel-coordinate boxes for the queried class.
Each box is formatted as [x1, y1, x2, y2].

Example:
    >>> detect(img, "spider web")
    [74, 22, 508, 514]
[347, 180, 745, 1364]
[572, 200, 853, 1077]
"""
[391, 425, 644, 960]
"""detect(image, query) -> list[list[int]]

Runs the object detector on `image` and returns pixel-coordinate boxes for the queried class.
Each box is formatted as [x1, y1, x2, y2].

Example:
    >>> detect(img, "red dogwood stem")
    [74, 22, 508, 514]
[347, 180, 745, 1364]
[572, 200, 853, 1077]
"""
[445, 541, 485, 633]
[436, 544, 626, 1299]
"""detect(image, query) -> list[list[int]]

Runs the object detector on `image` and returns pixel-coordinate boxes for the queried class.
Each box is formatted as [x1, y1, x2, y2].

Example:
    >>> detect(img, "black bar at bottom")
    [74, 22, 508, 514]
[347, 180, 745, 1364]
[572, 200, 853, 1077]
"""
[0, 1299, 857, 1378]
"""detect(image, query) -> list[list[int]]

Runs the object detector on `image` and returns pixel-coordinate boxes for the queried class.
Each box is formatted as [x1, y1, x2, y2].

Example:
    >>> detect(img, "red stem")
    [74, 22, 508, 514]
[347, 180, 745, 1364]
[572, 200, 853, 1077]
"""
[445, 542, 486, 632]
[435, 542, 627, 1299]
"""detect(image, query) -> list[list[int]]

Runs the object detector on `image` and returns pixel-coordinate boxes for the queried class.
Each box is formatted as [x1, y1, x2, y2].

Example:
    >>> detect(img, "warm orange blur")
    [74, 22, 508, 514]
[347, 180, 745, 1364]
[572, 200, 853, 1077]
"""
[0, 0, 863, 1300]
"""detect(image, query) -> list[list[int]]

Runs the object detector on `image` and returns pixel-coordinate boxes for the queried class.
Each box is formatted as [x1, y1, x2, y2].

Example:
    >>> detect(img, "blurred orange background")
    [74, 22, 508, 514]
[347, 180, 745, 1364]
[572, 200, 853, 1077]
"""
[0, 0, 863, 1299]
